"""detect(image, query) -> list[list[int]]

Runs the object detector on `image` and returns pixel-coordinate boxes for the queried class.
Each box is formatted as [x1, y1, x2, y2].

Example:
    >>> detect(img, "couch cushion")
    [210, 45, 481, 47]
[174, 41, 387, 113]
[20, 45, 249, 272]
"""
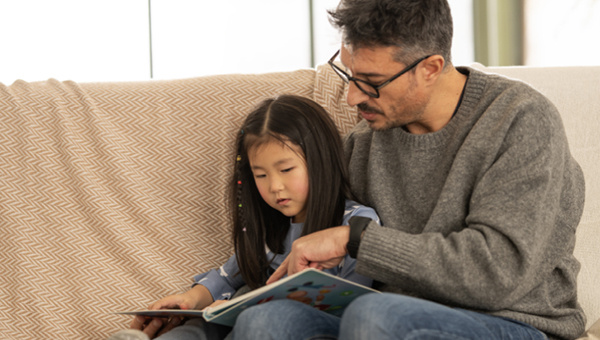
[577, 318, 600, 340]
[312, 63, 359, 135]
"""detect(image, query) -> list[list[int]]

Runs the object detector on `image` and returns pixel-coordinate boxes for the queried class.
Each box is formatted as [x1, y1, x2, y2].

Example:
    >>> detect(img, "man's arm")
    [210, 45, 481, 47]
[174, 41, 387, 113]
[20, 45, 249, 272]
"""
[353, 103, 584, 309]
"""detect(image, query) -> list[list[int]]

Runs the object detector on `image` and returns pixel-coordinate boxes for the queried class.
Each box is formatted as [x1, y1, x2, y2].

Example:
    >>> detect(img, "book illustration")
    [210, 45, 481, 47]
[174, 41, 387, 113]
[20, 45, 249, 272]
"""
[116, 268, 378, 327]
[251, 275, 357, 315]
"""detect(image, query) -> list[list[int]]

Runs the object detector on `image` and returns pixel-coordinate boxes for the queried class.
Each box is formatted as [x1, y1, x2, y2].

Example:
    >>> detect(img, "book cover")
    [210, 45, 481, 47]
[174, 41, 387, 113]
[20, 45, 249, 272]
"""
[117, 268, 378, 327]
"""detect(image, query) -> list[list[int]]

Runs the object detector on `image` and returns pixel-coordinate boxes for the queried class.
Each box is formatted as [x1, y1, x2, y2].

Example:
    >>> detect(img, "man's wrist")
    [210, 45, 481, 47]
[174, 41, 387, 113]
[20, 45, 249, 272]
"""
[346, 216, 371, 259]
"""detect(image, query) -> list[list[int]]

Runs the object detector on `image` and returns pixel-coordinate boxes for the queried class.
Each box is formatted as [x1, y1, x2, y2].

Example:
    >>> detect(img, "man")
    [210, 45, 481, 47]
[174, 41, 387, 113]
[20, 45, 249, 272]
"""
[231, 0, 586, 339]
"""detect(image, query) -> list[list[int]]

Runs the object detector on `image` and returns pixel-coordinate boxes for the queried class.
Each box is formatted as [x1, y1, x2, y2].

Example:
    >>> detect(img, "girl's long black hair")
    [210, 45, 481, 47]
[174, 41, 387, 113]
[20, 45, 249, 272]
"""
[230, 94, 352, 289]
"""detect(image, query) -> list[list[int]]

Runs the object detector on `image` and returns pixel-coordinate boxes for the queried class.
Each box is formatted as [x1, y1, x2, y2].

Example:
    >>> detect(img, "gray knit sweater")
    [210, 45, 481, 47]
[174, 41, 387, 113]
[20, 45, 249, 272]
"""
[344, 67, 585, 340]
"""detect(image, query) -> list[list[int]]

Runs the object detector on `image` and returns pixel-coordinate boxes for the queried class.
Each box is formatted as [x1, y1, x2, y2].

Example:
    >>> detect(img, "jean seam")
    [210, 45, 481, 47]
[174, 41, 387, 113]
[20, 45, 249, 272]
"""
[307, 335, 337, 340]
[406, 329, 472, 340]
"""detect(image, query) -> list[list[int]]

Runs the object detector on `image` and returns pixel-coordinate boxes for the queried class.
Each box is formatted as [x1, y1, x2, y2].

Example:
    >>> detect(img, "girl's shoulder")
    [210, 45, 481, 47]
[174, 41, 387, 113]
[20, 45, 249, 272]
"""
[343, 200, 381, 225]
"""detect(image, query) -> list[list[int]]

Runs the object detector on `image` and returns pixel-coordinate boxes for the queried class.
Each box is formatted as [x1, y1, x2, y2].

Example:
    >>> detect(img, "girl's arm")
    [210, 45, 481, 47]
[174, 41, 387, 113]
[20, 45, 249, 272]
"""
[192, 254, 246, 301]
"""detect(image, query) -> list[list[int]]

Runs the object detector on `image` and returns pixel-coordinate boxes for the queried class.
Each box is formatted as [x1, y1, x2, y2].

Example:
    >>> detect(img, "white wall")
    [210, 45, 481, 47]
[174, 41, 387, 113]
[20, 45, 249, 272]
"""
[525, 0, 600, 66]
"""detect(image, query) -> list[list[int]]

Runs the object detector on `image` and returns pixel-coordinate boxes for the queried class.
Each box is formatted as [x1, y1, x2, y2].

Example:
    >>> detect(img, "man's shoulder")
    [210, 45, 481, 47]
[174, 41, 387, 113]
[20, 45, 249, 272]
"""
[463, 66, 558, 124]
[464, 66, 550, 103]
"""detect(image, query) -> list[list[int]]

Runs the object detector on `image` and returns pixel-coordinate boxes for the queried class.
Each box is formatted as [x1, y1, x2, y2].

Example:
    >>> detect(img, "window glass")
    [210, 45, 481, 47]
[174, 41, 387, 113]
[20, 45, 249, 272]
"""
[0, 0, 475, 84]
[0, 0, 149, 84]
[151, 0, 309, 79]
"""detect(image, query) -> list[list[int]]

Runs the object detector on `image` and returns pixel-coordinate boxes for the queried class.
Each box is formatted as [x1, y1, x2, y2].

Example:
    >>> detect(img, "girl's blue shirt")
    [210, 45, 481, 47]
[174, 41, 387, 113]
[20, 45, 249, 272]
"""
[193, 199, 380, 301]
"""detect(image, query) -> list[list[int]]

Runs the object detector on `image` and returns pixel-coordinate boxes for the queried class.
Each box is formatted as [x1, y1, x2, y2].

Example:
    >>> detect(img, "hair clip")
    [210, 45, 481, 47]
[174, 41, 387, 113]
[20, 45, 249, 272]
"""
[236, 155, 242, 162]
[237, 180, 242, 185]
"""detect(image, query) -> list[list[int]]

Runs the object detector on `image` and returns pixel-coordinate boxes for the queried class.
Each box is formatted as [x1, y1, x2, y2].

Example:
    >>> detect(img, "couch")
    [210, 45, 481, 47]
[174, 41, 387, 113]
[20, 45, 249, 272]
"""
[0, 63, 598, 339]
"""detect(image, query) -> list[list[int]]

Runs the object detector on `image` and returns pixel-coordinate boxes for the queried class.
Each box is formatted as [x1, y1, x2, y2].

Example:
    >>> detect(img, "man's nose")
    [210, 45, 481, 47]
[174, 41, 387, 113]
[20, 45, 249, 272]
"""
[346, 81, 371, 107]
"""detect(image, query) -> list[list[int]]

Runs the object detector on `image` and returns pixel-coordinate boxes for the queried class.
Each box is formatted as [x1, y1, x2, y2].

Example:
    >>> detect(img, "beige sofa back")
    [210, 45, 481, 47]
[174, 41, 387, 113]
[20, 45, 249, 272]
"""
[0, 64, 598, 339]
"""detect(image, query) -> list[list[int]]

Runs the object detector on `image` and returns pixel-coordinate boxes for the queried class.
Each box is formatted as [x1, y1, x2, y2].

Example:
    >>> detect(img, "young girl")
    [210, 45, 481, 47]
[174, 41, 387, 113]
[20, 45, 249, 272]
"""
[113, 95, 379, 340]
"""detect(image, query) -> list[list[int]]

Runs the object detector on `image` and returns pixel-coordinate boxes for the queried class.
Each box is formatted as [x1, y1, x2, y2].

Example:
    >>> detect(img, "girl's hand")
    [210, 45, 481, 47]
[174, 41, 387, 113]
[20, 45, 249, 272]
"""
[129, 285, 213, 338]
[267, 225, 349, 284]
[128, 294, 191, 338]
[129, 313, 181, 339]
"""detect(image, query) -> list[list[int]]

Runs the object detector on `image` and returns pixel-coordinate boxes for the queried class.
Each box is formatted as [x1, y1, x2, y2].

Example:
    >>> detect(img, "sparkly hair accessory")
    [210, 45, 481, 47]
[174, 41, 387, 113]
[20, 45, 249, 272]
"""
[236, 129, 246, 232]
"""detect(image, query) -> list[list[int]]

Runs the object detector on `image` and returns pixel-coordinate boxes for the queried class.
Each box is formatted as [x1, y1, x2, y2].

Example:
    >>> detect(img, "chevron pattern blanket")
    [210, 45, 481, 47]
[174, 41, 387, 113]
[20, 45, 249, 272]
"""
[0, 64, 357, 339]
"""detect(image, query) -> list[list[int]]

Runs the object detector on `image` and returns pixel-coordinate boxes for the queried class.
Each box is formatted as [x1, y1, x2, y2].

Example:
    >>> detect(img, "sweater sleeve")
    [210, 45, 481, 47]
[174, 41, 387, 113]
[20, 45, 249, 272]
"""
[355, 87, 585, 311]
[192, 254, 246, 301]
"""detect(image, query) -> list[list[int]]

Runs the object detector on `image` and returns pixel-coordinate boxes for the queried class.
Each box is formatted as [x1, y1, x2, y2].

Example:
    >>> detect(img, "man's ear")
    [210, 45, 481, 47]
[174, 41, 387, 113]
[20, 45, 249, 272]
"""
[421, 55, 445, 83]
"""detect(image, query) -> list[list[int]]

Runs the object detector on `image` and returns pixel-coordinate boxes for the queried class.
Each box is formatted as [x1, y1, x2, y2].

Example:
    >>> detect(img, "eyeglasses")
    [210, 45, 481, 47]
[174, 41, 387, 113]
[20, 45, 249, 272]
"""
[328, 49, 432, 98]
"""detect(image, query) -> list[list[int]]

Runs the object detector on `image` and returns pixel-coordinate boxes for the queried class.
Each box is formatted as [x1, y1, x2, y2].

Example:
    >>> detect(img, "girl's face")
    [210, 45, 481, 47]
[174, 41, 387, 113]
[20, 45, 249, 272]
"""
[248, 139, 309, 223]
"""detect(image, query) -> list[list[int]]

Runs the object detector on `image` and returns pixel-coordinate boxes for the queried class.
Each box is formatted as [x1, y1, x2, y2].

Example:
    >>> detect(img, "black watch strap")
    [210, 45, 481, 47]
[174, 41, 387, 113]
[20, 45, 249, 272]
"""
[347, 216, 371, 259]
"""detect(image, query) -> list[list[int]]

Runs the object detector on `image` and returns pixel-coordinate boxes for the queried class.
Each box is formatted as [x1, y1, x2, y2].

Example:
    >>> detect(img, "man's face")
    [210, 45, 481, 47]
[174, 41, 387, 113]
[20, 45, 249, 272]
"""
[339, 45, 431, 132]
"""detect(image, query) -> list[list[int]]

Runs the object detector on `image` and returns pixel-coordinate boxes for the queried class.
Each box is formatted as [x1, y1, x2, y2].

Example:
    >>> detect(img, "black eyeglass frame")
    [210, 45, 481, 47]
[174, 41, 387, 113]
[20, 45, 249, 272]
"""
[328, 49, 432, 98]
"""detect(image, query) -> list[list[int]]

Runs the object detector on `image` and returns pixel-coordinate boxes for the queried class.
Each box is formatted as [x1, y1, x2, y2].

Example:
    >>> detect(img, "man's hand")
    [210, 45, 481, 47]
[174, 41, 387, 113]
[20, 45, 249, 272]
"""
[267, 225, 350, 284]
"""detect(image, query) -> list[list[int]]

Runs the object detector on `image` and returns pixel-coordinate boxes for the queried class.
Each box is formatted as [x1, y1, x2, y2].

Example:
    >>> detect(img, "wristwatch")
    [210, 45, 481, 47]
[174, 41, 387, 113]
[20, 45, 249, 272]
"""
[347, 216, 371, 259]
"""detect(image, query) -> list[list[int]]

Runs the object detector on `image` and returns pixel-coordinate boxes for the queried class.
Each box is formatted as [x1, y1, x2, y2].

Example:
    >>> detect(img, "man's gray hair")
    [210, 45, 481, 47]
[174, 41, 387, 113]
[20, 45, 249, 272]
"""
[328, 0, 454, 67]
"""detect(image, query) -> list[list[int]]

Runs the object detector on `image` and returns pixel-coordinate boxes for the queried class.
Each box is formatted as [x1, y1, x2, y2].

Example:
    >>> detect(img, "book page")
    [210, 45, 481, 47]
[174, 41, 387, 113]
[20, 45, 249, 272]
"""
[115, 269, 378, 327]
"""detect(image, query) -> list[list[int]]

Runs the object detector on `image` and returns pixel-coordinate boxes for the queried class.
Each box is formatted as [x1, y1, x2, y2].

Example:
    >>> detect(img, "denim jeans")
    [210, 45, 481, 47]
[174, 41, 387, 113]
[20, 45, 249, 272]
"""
[107, 319, 231, 340]
[155, 318, 231, 340]
[230, 293, 548, 340]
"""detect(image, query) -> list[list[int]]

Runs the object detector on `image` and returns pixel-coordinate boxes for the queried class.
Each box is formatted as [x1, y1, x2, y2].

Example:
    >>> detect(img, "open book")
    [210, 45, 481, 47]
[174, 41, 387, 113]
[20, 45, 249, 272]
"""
[117, 268, 378, 327]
